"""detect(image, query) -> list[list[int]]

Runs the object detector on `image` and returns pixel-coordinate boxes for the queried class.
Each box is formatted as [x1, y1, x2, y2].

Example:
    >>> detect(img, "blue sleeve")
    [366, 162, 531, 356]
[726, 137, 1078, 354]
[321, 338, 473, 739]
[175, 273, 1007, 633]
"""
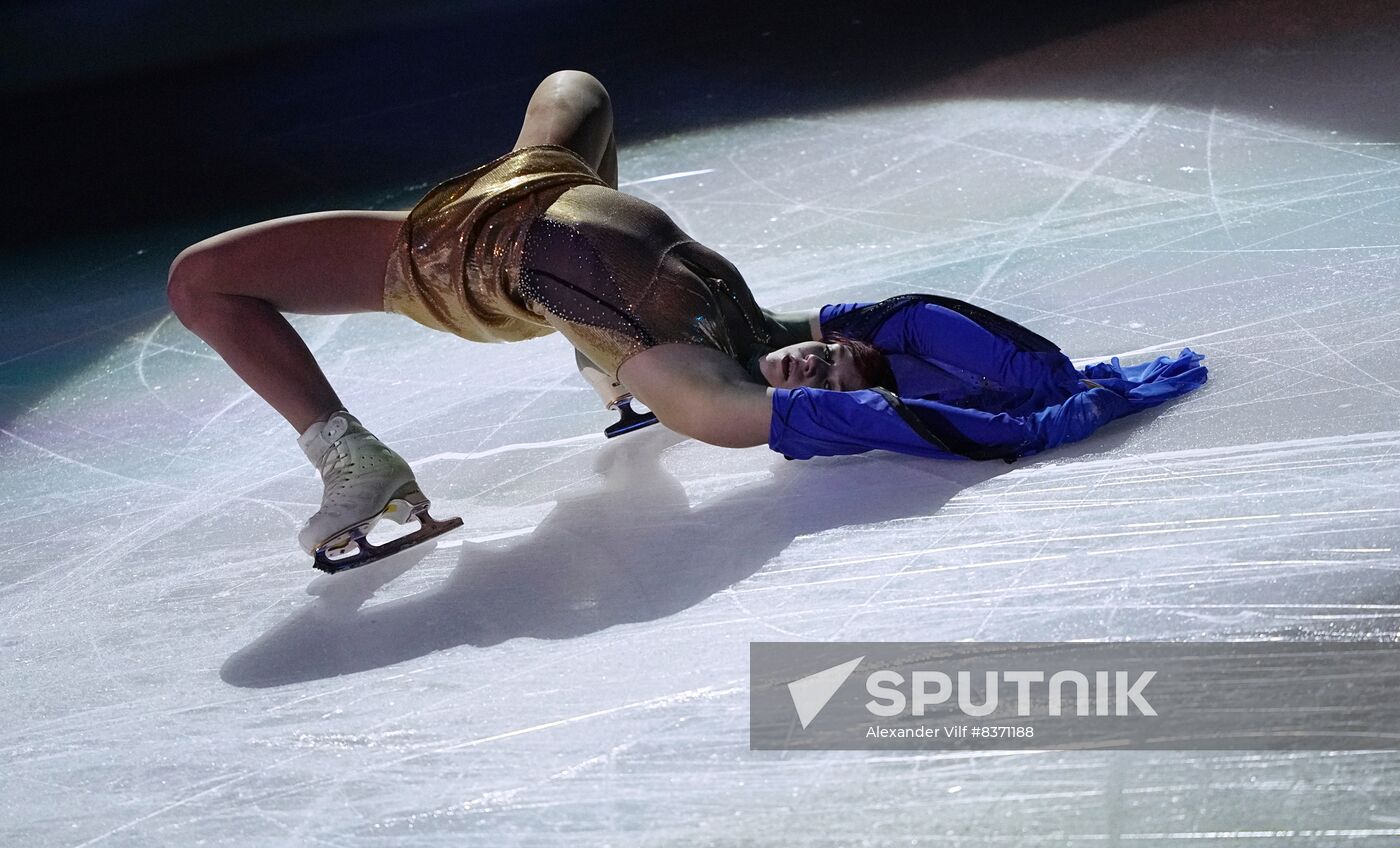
[819, 295, 1062, 357]
[769, 387, 1042, 462]
[824, 299, 1049, 360]
[768, 348, 1208, 463]
[821, 301, 960, 361]
[818, 302, 874, 337]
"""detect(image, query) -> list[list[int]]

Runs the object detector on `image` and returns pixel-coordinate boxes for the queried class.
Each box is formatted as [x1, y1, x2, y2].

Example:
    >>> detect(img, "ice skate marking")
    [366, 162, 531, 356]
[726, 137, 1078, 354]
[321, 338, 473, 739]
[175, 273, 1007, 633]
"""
[970, 102, 1163, 300]
[617, 168, 713, 187]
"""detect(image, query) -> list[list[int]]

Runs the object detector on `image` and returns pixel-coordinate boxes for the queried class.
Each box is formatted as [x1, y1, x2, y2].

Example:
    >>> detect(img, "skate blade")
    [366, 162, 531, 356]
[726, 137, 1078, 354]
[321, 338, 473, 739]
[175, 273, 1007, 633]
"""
[309, 486, 432, 568]
[312, 511, 464, 575]
[604, 407, 658, 439]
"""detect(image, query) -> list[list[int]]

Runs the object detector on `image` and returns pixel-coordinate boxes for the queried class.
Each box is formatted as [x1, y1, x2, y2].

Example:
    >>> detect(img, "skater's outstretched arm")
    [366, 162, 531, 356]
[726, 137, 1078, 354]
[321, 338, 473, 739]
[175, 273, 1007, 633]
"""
[619, 345, 772, 449]
[662, 380, 772, 449]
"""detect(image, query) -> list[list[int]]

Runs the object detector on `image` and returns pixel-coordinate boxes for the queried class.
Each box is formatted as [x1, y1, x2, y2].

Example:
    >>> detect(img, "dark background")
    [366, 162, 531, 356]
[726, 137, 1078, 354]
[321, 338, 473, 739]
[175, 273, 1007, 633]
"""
[3, 0, 1190, 254]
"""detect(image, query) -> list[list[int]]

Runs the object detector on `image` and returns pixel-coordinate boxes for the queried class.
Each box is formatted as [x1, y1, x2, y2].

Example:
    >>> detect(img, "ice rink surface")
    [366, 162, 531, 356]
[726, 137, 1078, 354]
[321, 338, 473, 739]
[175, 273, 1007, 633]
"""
[4, 1, 1400, 844]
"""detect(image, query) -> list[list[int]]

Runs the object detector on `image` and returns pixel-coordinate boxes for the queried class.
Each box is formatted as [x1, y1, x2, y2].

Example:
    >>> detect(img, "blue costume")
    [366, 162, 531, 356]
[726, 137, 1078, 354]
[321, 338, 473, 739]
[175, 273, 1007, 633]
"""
[768, 295, 1207, 462]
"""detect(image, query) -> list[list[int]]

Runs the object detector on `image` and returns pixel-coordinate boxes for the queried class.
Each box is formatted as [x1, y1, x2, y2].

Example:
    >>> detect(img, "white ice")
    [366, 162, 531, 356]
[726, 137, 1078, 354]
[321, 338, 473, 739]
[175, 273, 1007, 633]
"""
[4, 3, 1400, 845]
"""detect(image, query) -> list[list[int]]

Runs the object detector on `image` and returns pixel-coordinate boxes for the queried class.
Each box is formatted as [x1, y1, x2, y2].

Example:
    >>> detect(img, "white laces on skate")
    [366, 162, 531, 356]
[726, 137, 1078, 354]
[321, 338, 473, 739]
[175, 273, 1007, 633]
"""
[315, 435, 397, 505]
[319, 443, 358, 506]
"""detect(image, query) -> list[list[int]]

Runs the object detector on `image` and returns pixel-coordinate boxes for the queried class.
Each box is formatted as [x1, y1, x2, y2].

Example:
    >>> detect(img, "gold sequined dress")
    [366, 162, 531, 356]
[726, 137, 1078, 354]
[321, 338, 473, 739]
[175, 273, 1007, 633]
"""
[384, 144, 773, 378]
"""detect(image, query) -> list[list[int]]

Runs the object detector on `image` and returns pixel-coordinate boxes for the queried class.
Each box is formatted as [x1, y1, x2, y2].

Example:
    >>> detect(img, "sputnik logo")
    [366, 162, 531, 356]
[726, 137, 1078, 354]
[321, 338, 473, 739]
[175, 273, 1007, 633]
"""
[787, 656, 864, 729]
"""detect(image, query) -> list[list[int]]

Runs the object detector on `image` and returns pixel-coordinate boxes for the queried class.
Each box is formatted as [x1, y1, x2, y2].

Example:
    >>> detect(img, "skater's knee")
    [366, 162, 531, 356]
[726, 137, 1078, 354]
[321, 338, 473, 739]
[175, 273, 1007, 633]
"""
[530, 70, 611, 121]
[539, 69, 608, 100]
[519, 70, 613, 171]
[166, 245, 226, 326]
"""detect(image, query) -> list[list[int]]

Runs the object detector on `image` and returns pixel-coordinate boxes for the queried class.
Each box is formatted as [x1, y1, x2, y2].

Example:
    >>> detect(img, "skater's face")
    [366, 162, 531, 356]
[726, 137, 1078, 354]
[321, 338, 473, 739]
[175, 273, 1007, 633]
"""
[758, 341, 868, 391]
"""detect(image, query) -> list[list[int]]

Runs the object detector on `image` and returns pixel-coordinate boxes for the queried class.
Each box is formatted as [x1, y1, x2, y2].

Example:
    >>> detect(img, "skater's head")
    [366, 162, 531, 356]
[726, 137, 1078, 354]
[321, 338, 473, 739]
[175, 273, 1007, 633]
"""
[756, 336, 896, 393]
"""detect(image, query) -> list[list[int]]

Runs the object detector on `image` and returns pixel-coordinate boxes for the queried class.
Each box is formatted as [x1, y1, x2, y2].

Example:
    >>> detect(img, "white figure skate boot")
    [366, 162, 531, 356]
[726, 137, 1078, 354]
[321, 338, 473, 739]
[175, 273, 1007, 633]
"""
[297, 411, 462, 573]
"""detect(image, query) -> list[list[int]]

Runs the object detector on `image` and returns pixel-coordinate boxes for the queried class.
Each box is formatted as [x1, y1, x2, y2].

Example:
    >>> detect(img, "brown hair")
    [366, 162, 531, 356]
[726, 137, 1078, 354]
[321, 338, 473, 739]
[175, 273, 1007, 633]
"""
[827, 333, 898, 393]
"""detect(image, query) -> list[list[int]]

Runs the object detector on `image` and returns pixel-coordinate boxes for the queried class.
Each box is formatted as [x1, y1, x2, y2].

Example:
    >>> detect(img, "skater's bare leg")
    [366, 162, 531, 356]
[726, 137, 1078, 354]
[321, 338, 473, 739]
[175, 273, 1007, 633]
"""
[166, 210, 405, 433]
[515, 71, 622, 407]
[513, 71, 648, 437]
[598, 131, 618, 191]
[513, 70, 618, 189]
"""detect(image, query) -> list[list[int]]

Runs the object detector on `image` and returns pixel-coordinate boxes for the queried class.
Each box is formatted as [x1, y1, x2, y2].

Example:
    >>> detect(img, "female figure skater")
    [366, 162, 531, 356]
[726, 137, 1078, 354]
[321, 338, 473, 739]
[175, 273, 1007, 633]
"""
[167, 71, 1206, 572]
